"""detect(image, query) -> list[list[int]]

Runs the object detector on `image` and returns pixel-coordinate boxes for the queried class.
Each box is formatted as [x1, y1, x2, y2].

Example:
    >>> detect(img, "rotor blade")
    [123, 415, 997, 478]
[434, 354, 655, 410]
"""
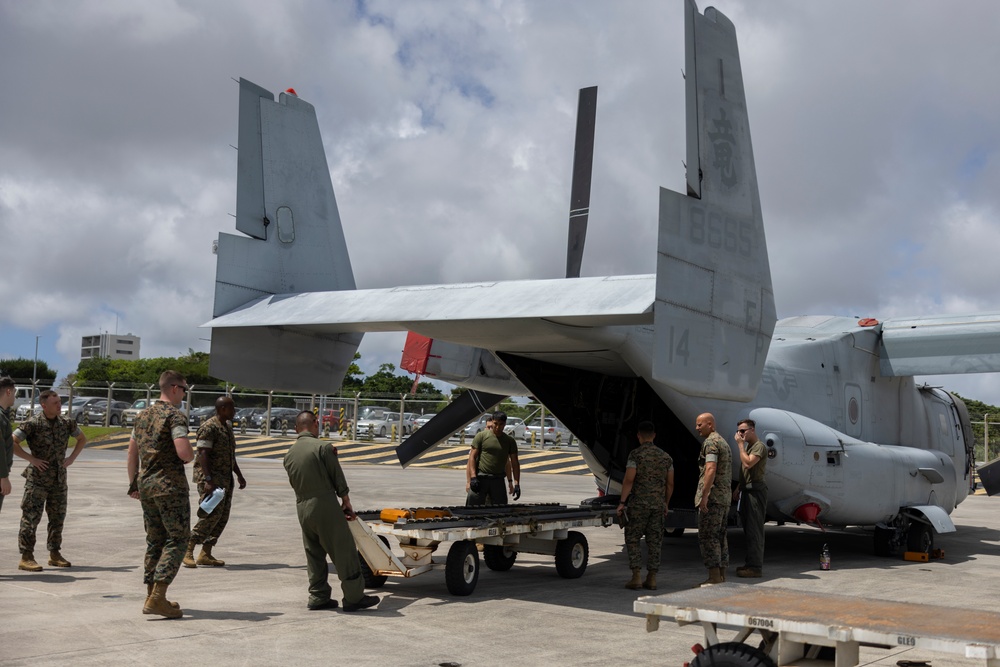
[394, 390, 506, 467]
[565, 85, 598, 279]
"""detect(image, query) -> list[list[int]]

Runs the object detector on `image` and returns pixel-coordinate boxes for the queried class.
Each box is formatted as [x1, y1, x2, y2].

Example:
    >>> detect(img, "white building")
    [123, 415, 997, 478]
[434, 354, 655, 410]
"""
[81, 333, 141, 361]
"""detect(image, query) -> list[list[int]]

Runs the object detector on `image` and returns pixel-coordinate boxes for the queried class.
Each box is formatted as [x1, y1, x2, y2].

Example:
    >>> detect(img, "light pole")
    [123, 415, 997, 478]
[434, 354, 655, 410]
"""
[30, 335, 41, 413]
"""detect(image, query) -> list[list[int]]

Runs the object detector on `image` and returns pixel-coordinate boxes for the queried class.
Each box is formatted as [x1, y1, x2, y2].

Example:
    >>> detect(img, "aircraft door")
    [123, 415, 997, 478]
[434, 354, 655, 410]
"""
[844, 383, 863, 438]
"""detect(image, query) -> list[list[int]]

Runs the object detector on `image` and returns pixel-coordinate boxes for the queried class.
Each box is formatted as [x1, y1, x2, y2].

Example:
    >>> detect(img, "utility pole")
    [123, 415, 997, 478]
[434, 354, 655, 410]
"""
[30, 335, 41, 413]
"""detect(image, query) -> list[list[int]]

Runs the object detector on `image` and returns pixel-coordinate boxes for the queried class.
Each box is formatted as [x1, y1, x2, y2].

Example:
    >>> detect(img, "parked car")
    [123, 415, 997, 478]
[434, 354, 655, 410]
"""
[461, 414, 492, 438]
[12, 385, 39, 411]
[85, 399, 132, 426]
[232, 407, 265, 428]
[356, 412, 394, 438]
[62, 396, 103, 424]
[122, 398, 151, 427]
[188, 405, 216, 428]
[357, 405, 392, 420]
[250, 407, 299, 430]
[384, 412, 414, 436]
[15, 393, 70, 421]
[320, 408, 343, 430]
[413, 413, 436, 428]
[503, 416, 527, 440]
[121, 398, 187, 426]
[525, 417, 573, 445]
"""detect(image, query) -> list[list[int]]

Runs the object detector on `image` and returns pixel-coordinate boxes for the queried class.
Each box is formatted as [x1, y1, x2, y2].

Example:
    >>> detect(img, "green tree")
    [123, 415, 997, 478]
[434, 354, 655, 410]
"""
[0, 357, 58, 384]
[75, 351, 221, 387]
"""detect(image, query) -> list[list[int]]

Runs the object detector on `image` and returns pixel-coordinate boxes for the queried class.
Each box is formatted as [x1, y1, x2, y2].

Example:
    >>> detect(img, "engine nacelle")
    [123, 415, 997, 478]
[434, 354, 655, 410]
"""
[749, 407, 960, 528]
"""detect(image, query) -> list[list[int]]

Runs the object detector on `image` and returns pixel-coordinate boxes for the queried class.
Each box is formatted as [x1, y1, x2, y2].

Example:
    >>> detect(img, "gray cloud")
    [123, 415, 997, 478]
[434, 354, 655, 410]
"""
[3, 0, 1000, 402]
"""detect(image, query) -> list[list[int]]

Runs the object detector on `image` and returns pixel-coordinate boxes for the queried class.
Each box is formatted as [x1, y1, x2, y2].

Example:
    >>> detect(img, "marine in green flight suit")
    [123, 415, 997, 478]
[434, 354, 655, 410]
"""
[283, 411, 378, 612]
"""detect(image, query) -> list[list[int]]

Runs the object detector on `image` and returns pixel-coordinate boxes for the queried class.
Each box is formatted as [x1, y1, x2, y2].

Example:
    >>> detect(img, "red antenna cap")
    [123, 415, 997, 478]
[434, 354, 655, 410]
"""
[285, 87, 298, 96]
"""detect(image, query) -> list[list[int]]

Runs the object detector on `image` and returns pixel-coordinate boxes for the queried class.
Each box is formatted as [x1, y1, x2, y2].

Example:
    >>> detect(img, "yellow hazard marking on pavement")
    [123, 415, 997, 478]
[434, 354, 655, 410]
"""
[84, 437, 588, 474]
[90, 442, 130, 450]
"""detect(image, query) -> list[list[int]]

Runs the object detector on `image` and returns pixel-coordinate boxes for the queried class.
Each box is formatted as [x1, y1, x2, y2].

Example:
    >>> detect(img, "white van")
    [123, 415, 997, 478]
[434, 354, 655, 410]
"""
[12, 386, 38, 409]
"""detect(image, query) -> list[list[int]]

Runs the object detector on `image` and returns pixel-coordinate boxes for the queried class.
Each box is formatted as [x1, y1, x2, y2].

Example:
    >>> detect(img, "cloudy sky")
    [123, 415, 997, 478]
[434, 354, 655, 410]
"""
[2, 0, 1000, 404]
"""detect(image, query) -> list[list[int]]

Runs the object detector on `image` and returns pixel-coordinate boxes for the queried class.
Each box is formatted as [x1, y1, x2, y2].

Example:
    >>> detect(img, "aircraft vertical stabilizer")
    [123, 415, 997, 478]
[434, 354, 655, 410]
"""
[652, 1, 775, 400]
[209, 79, 361, 392]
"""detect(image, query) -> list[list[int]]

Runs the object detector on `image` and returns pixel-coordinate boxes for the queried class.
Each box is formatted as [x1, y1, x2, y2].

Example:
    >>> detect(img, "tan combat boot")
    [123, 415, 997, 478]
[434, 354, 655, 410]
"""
[625, 568, 642, 590]
[18, 552, 43, 572]
[48, 550, 72, 567]
[720, 566, 727, 582]
[642, 571, 657, 590]
[696, 567, 724, 587]
[182, 541, 197, 568]
[736, 566, 762, 578]
[196, 544, 225, 567]
[147, 583, 180, 610]
[143, 581, 182, 618]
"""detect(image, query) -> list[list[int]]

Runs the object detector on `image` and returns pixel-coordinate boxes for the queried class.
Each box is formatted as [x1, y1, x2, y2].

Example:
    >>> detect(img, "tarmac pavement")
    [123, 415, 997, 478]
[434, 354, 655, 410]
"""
[1, 448, 998, 666]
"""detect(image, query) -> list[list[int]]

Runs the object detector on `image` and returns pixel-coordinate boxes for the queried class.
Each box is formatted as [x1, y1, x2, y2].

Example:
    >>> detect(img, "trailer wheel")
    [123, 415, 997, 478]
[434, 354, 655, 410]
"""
[906, 522, 933, 554]
[358, 535, 391, 588]
[445, 541, 480, 596]
[483, 545, 517, 571]
[554, 531, 588, 579]
[690, 642, 777, 667]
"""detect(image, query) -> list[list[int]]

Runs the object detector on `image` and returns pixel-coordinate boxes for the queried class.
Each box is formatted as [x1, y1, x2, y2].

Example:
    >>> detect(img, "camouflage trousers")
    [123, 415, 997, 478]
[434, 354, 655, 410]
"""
[624, 501, 664, 571]
[141, 492, 191, 585]
[19, 476, 68, 554]
[698, 501, 730, 569]
[190, 481, 233, 547]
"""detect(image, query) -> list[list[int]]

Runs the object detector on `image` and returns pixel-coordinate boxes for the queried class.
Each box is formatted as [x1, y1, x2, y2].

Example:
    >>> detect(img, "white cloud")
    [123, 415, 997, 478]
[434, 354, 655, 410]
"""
[3, 0, 1000, 404]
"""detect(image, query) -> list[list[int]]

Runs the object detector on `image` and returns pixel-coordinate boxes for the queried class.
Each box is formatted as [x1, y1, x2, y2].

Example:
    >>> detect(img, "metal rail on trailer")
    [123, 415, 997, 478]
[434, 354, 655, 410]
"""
[634, 583, 1000, 667]
[350, 502, 616, 596]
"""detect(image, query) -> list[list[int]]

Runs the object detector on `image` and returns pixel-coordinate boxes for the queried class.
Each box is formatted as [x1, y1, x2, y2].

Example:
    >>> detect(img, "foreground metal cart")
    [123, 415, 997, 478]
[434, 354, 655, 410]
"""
[635, 583, 1000, 667]
[350, 502, 616, 596]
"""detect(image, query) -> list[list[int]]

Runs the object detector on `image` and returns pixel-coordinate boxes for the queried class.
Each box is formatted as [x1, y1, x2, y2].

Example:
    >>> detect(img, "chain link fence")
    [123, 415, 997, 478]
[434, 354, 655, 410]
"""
[6, 378, 573, 447]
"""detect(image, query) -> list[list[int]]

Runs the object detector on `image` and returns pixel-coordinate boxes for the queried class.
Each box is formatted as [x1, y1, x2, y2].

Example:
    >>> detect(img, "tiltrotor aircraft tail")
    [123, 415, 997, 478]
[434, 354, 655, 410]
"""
[210, 79, 361, 392]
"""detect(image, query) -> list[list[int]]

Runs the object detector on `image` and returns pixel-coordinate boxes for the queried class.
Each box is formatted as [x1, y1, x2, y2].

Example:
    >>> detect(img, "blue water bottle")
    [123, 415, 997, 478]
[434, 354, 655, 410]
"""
[200, 487, 226, 514]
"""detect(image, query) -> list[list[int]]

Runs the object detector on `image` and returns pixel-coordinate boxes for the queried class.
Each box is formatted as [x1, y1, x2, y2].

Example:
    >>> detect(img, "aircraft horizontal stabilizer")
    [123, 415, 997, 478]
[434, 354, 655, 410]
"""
[879, 313, 1000, 376]
[206, 275, 654, 351]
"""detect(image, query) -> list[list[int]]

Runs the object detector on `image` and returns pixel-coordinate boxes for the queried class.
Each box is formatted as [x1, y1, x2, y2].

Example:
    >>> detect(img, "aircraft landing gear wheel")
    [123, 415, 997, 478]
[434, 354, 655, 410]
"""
[554, 531, 588, 579]
[690, 642, 777, 667]
[359, 535, 391, 588]
[874, 526, 892, 557]
[445, 541, 479, 596]
[483, 544, 517, 571]
[906, 522, 933, 554]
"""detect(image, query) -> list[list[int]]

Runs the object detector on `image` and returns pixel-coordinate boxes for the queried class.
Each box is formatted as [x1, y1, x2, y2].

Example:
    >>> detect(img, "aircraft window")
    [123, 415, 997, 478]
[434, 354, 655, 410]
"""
[934, 410, 954, 456]
[276, 206, 295, 243]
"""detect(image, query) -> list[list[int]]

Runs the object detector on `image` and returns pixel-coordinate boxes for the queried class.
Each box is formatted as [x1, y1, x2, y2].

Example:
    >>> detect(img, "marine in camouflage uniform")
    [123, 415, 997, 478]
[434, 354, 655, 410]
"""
[284, 411, 378, 611]
[694, 412, 732, 585]
[132, 398, 191, 587]
[13, 390, 87, 570]
[616, 421, 674, 590]
[186, 397, 246, 567]
[0, 377, 17, 514]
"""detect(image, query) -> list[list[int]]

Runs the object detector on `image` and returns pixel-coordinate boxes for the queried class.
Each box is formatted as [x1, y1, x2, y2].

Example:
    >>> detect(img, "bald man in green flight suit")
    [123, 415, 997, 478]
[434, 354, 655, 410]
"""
[283, 410, 379, 612]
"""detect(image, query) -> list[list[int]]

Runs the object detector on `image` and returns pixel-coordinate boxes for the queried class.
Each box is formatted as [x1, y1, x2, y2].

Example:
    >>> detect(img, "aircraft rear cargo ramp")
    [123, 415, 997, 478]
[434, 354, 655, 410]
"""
[635, 583, 1000, 667]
